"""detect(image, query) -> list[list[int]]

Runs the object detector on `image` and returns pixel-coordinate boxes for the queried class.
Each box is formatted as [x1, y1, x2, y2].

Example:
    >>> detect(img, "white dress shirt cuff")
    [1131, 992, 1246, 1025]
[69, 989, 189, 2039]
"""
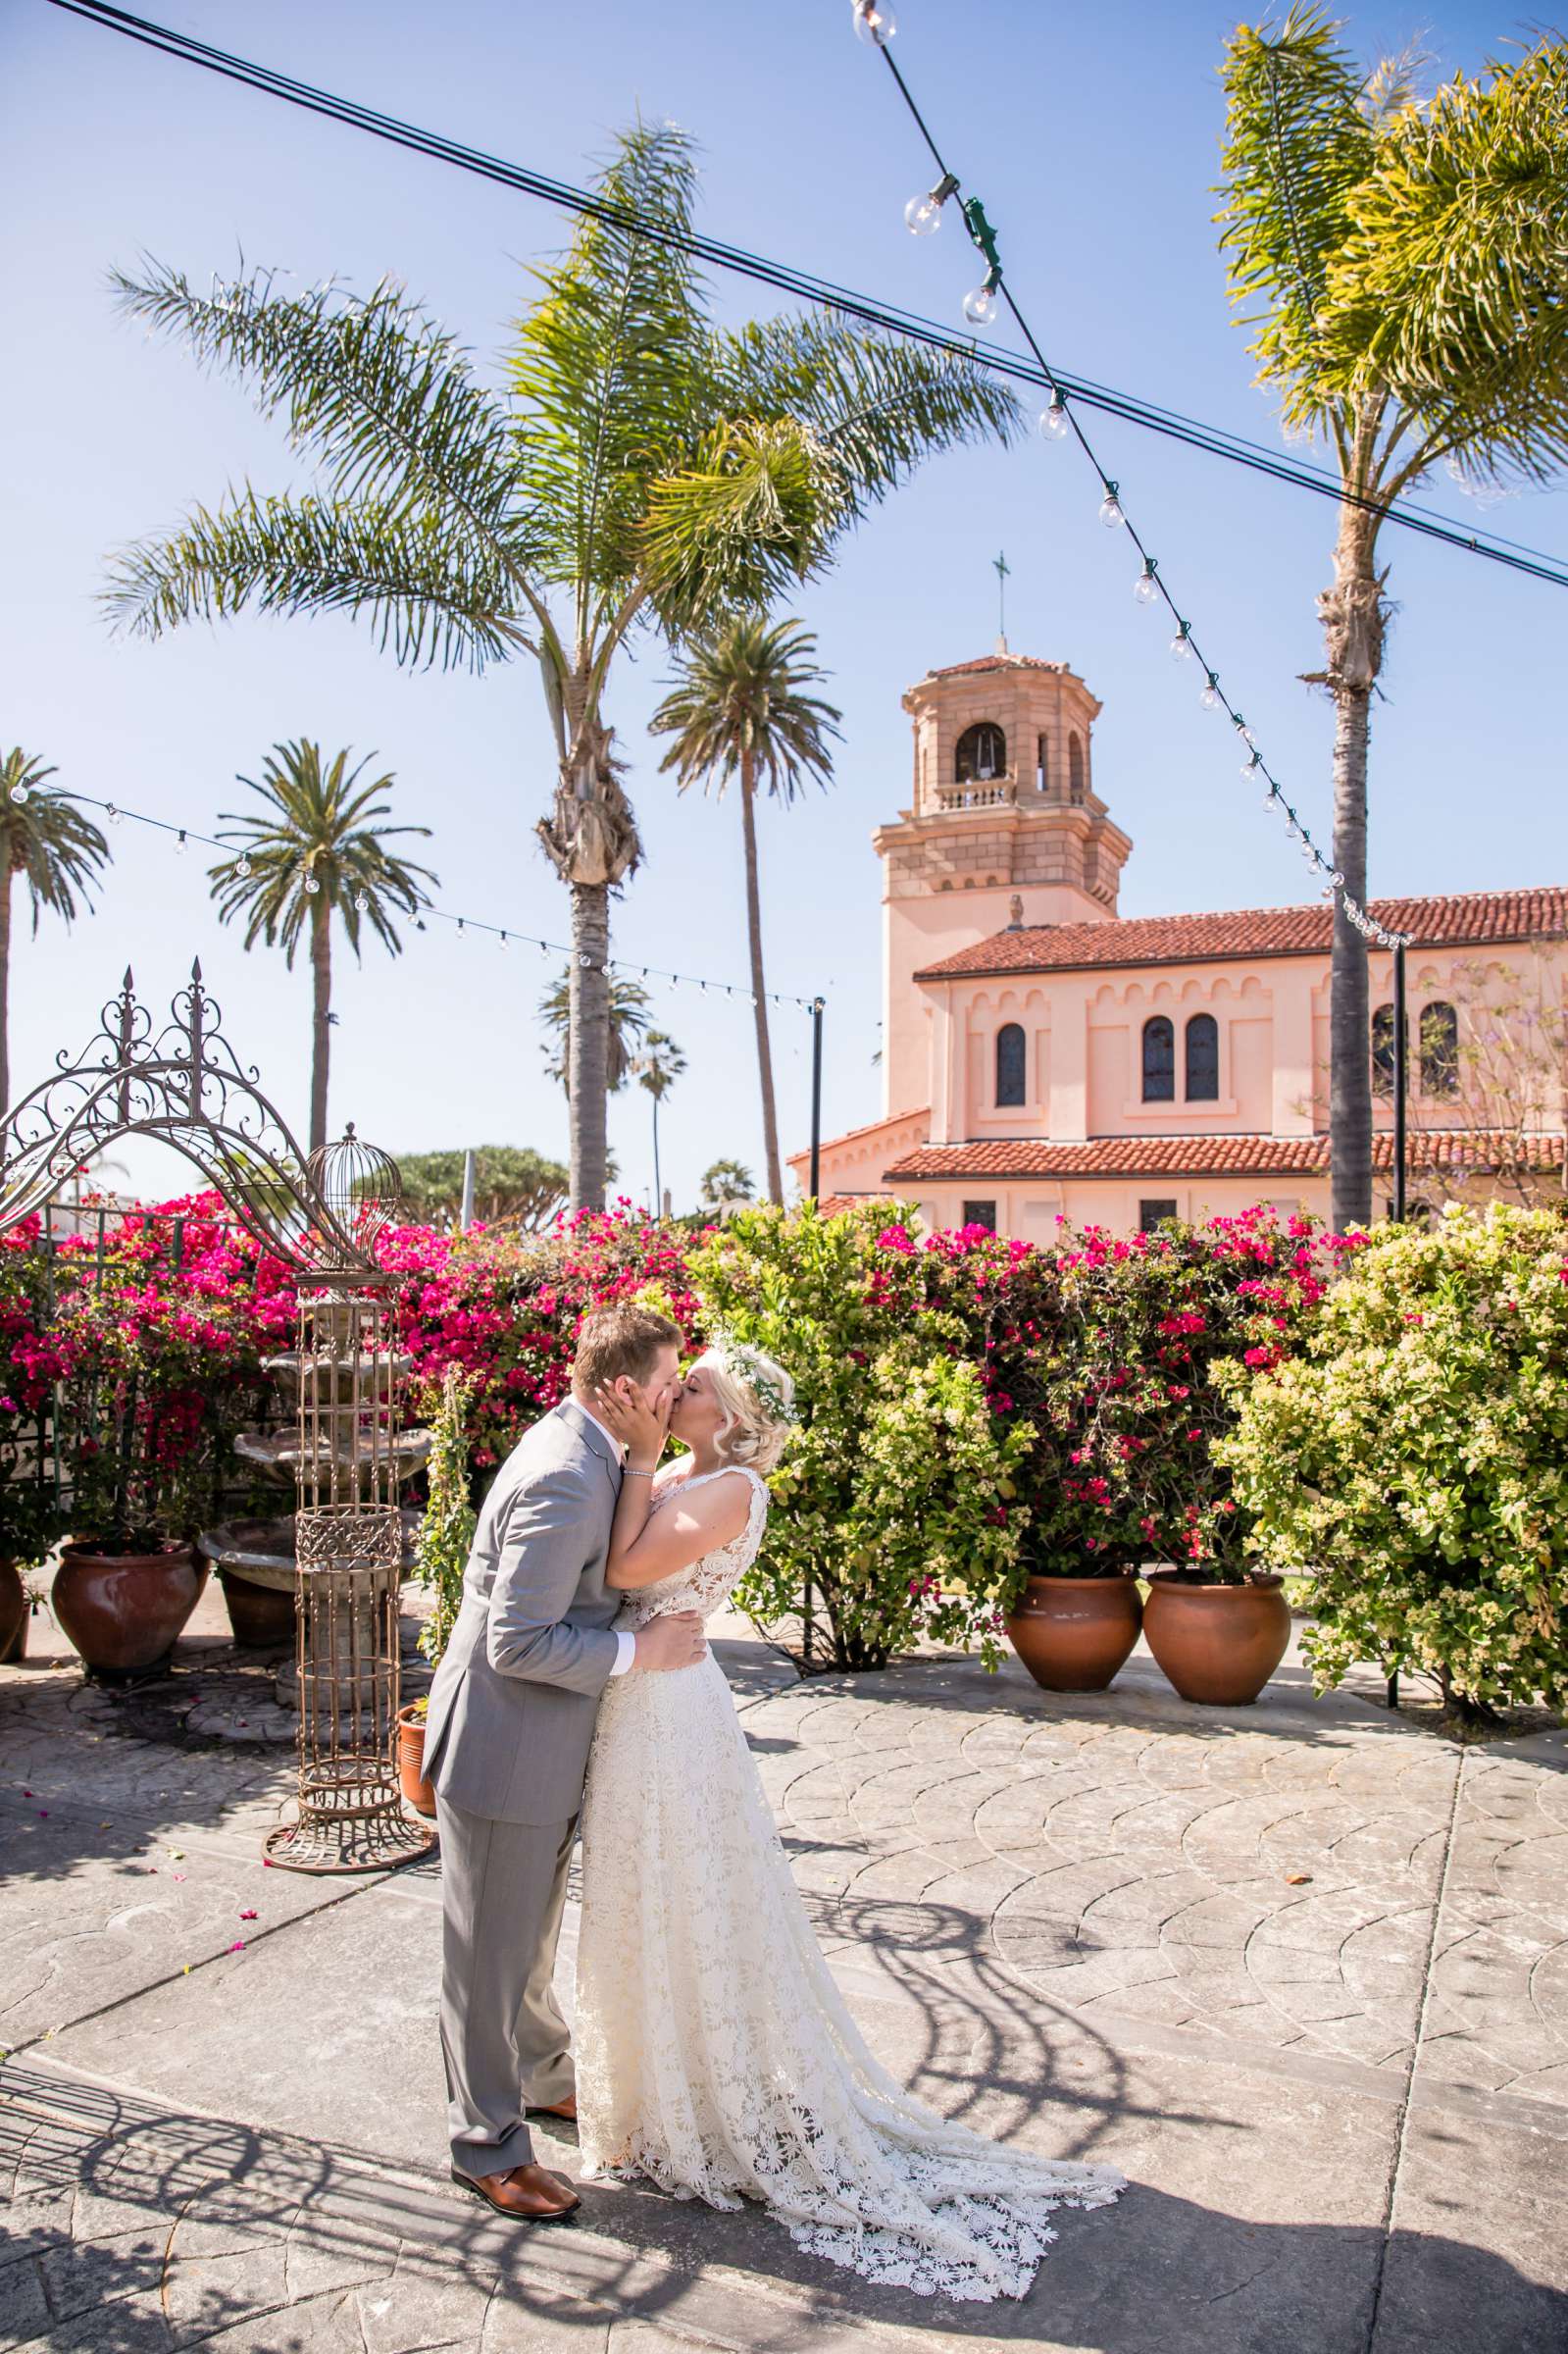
[609, 1629, 636, 1678]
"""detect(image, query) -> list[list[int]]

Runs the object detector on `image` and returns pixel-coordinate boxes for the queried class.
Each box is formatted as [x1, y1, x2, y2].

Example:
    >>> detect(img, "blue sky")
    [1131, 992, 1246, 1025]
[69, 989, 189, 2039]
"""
[4, 0, 1563, 1210]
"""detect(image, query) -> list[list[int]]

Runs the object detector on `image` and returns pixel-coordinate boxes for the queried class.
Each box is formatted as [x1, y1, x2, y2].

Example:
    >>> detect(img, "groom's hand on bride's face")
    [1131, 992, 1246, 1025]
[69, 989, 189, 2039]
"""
[632, 1611, 706, 1672]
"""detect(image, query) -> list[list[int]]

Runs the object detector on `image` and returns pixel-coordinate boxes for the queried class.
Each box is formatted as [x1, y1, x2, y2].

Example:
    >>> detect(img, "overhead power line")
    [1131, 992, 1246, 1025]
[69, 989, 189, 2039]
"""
[45, 0, 1568, 593]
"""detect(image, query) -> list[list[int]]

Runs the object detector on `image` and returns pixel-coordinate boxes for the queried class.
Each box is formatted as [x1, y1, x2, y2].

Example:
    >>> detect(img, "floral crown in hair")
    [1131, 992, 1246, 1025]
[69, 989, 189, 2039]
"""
[705, 1330, 797, 1428]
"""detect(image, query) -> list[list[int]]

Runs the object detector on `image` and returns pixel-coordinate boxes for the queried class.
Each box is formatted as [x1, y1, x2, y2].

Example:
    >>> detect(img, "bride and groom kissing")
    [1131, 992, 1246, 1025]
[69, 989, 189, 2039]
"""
[422, 1302, 1124, 2303]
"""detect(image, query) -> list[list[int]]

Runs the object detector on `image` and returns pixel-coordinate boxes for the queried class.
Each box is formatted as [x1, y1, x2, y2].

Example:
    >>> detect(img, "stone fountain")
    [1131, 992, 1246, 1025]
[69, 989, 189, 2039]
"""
[199, 1345, 430, 1710]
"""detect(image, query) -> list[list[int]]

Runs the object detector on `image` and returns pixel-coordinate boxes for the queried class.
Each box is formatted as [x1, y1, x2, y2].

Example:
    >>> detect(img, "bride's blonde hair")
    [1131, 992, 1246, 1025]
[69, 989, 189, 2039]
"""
[693, 1342, 796, 1475]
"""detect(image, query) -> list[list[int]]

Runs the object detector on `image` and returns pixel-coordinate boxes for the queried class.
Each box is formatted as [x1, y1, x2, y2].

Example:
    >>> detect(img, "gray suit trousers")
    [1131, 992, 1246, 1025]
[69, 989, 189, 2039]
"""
[436, 1792, 577, 2179]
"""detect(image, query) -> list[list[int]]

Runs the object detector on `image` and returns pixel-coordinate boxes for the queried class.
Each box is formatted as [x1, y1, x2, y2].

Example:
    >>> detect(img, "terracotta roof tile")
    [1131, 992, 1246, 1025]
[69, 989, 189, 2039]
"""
[914, 888, 1568, 982]
[924, 654, 1072, 679]
[884, 1132, 1565, 1182]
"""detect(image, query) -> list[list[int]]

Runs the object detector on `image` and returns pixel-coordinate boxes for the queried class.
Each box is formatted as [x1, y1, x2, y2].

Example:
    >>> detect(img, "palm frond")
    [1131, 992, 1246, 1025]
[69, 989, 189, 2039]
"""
[104, 488, 526, 672]
[1216, 7, 1379, 425]
[1322, 39, 1568, 485]
[0, 759, 112, 933]
[111, 260, 527, 565]
[508, 121, 711, 613]
[712, 316, 1022, 524]
[639, 420, 833, 636]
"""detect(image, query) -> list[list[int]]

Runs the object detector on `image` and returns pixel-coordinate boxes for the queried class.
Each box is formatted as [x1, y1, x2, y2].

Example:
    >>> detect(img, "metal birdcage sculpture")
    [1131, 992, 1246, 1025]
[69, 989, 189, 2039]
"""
[0, 963, 432, 1875]
[265, 1130, 433, 1872]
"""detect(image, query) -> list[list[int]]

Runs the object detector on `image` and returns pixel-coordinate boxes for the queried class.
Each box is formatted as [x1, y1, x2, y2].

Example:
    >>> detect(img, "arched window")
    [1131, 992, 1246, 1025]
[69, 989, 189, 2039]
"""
[1371, 1001, 1398, 1096]
[1141, 1015, 1175, 1102]
[1036, 732, 1048, 793]
[1185, 1012, 1219, 1101]
[1068, 733, 1086, 802]
[955, 722, 1006, 784]
[995, 1022, 1027, 1106]
[1421, 1000, 1458, 1097]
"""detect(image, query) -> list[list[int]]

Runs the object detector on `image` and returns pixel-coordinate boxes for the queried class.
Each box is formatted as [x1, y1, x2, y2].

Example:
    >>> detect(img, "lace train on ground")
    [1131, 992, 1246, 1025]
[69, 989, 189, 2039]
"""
[575, 1464, 1125, 2302]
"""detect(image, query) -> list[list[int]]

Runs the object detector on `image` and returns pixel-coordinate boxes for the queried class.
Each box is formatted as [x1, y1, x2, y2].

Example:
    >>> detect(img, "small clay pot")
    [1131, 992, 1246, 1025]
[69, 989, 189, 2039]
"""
[1142, 1573, 1291, 1707]
[1005, 1574, 1143, 1693]
[52, 1542, 206, 1681]
[0, 1560, 28, 1664]
[397, 1702, 437, 1818]
[218, 1569, 296, 1652]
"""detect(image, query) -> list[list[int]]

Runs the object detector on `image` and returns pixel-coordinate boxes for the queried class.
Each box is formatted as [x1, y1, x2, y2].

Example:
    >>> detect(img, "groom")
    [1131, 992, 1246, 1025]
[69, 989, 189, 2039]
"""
[423, 1301, 699, 2223]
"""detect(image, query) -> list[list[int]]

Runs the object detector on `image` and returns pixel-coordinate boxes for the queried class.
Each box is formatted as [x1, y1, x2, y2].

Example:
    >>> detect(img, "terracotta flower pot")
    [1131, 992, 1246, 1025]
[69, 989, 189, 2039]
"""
[397, 1702, 437, 1818]
[52, 1542, 206, 1681]
[218, 1569, 297, 1653]
[0, 1560, 27, 1664]
[1142, 1574, 1291, 1707]
[1006, 1574, 1143, 1693]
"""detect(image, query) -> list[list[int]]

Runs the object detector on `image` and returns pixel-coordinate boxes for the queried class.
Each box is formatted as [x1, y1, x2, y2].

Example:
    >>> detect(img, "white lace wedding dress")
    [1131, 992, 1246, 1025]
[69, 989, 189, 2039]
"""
[574, 1464, 1125, 2303]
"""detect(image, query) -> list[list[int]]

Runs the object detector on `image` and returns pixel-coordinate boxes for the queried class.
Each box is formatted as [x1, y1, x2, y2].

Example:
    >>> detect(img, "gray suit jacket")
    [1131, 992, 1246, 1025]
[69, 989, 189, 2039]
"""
[422, 1398, 623, 1825]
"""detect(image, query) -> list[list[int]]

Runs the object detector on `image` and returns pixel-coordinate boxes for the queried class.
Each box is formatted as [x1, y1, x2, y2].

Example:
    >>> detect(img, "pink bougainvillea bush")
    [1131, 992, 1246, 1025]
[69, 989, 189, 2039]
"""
[1, 1195, 291, 1552]
[931, 1206, 1364, 1580]
[3, 1190, 1354, 1617]
[0, 1195, 709, 1553]
[384, 1203, 707, 1480]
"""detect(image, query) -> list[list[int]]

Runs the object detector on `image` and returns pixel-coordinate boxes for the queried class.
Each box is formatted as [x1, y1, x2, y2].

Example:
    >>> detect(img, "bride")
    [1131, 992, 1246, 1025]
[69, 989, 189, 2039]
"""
[574, 1339, 1125, 2303]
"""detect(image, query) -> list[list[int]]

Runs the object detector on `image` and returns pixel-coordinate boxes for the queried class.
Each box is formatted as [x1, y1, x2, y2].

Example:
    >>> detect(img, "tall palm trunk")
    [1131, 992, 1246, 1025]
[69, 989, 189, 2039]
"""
[651, 1091, 662, 1217]
[569, 882, 611, 1211]
[309, 891, 332, 1153]
[537, 694, 642, 1213]
[1321, 437, 1387, 1234]
[0, 862, 12, 1121]
[739, 751, 783, 1204]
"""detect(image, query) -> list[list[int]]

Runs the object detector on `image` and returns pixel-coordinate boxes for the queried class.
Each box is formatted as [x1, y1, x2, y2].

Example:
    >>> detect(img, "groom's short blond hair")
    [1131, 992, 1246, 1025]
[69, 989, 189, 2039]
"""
[574, 1303, 682, 1393]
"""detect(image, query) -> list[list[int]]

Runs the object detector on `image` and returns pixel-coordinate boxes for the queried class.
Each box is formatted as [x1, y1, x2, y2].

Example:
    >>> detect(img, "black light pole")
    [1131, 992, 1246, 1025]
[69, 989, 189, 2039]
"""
[809, 996, 825, 1201]
[1392, 940, 1408, 1223]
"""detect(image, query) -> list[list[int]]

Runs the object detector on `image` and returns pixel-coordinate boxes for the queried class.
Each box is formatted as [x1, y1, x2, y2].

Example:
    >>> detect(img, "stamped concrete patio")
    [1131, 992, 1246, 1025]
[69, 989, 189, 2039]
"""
[3, 1587, 1566, 2354]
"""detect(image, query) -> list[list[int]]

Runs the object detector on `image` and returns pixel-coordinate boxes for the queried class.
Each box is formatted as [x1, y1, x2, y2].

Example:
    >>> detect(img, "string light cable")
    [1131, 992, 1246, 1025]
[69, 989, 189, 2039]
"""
[851, 0, 1409, 951]
[22, 785, 824, 1010]
[40, 0, 1568, 597]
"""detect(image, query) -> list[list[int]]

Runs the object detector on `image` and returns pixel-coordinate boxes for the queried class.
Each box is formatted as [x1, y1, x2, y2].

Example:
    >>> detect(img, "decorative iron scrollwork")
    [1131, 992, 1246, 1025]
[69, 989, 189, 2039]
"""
[0, 961, 381, 1271]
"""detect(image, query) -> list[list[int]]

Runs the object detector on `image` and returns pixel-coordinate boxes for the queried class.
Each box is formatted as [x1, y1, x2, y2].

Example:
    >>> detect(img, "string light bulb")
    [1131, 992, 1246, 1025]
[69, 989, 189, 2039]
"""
[1199, 672, 1220, 710]
[9, 779, 29, 805]
[1038, 390, 1069, 439]
[1133, 558, 1159, 606]
[176, 829, 188, 854]
[1169, 622, 1193, 661]
[961, 277, 998, 327]
[905, 171, 958, 235]
[1241, 752, 1263, 784]
[304, 874, 321, 896]
[1098, 484, 1124, 529]
[106, 802, 122, 826]
[852, 0, 895, 44]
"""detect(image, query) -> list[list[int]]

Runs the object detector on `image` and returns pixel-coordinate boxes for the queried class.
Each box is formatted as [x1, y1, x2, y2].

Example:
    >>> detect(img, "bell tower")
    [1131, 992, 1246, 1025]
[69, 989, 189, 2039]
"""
[874, 652, 1131, 1119]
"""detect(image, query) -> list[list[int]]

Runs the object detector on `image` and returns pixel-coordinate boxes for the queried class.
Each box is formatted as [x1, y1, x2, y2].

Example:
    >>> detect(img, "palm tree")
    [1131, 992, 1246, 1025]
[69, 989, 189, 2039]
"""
[539, 969, 650, 1095]
[103, 124, 1021, 1212]
[0, 750, 111, 1117]
[699, 1157, 755, 1216]
[1217, 15, 1568, 1227]
[653, 618, 841, 1203]
[635, 1030, 686, 1216]
[208, 741, 436, 1151]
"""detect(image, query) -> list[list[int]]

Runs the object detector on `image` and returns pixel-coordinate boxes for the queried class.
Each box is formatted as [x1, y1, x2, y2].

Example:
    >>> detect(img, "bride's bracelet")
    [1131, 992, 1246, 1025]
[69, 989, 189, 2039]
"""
[622, 1465, 656, 1479]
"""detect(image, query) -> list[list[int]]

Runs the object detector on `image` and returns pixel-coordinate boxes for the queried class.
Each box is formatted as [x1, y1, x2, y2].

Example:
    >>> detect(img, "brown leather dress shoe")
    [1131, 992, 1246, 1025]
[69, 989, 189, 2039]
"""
[449, 2162, 581, 2223]
[527, 2092, 578, 2123]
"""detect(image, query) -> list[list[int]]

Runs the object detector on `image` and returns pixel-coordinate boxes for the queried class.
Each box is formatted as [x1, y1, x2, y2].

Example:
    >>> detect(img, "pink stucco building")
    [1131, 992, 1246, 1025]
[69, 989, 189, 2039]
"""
[791, 649, 1568, 1236]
